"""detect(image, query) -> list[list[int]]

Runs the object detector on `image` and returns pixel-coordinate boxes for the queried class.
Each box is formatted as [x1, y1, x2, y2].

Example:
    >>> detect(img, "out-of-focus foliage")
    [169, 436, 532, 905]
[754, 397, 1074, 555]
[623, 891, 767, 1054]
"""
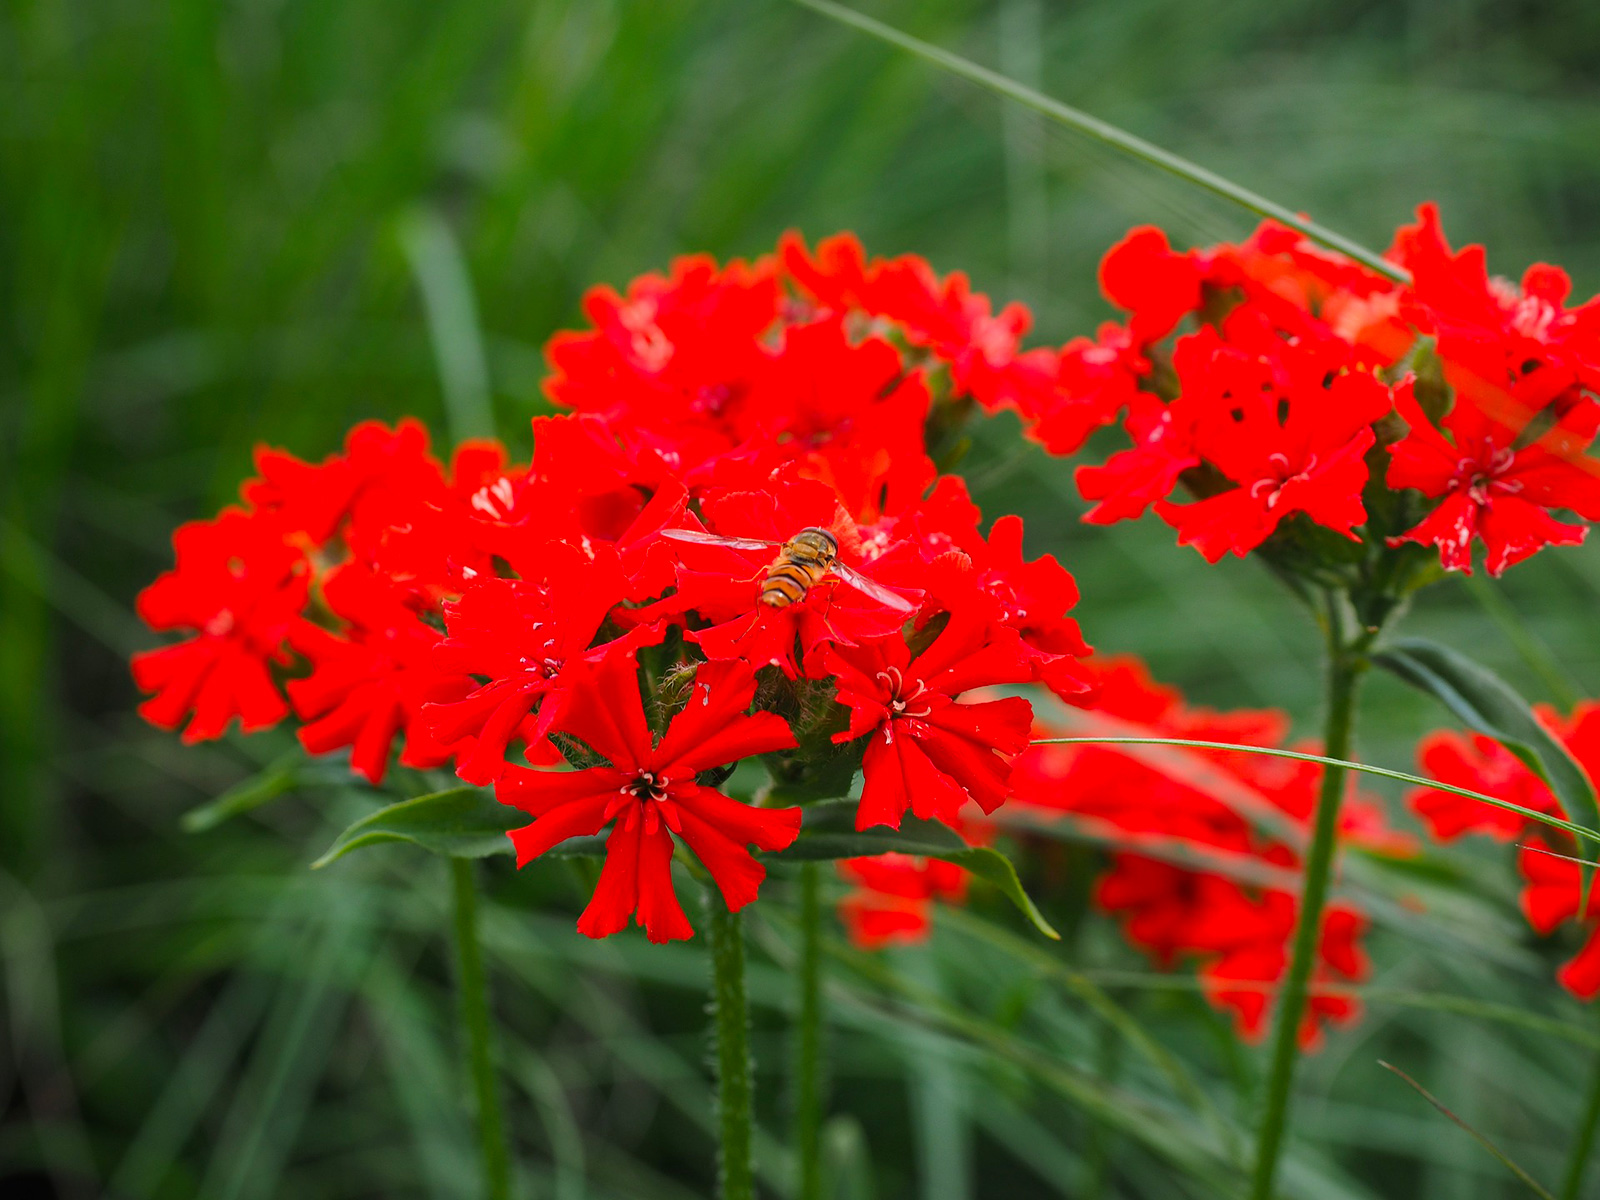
[5, 1, 1600, 1197]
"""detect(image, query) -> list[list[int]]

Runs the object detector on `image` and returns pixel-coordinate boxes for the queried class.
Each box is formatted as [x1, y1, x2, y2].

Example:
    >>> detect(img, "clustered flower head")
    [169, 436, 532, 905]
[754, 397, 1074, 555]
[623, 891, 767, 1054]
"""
[1411, 705, 1600, 1000]
[1010, 657, 1409, 1049]
[132, 234, 1094, 943]
[1030, 209, 1600, 582]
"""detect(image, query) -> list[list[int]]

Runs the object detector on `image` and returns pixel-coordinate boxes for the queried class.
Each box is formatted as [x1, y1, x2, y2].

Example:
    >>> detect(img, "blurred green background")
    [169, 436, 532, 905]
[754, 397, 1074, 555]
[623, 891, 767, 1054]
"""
[7, 1, 1600, 1197]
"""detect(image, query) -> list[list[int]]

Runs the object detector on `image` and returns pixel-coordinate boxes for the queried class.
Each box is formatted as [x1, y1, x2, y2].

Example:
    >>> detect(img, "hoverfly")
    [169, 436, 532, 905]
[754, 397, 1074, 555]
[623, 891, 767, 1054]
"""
[660, 526, 917, 614]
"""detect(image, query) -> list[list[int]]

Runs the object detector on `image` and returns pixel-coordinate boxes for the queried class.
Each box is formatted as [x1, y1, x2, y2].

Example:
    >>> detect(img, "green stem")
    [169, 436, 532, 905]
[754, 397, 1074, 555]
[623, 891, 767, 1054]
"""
[1560, 1037, 1600, 1200]
[450, 857, 512, 1200]
[1248, 612, 1368, 1200]
[795, 863, 825, 1200]
[709, 893, 755, 1200]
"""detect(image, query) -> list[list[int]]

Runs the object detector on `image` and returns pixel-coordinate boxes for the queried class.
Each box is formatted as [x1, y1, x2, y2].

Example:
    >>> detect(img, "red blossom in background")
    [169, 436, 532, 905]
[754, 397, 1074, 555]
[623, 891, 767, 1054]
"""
[1410, 703, 1600, 1000]
[495, 652, 800, 943]
[837, 854, 968, 950]
[1007, 656, 1401, 1048]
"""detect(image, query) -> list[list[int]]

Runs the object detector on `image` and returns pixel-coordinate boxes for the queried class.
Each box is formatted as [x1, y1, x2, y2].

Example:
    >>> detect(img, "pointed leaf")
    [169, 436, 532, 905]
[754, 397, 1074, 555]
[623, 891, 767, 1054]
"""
[312, 787, 523, 867]
[772, 799, 967, 861]
[940, 845, 1060, 941]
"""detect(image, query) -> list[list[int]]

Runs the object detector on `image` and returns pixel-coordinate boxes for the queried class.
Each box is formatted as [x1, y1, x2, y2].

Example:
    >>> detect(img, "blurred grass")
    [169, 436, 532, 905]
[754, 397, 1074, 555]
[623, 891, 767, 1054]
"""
[6, 0, 1600, 1196]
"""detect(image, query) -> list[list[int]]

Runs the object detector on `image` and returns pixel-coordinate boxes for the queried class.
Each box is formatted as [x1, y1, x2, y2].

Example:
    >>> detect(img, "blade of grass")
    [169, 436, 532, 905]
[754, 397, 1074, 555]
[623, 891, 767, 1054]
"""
[786, 0, 1407, 281]
[938, 907, 1242, 1166]
[896, 947, 972, 1200]
[1378, 1060, 1556, 1200]
[1029, 737, 1600, 846]
[398, 205, 494, 443]
[201, 893, 375, 1200]
[1560, 1041, 1600, 1200]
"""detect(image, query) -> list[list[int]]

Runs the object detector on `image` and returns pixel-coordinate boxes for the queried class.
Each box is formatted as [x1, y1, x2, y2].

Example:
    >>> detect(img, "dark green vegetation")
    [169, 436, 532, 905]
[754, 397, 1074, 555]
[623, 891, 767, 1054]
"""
[6, 1, 1600, 1196]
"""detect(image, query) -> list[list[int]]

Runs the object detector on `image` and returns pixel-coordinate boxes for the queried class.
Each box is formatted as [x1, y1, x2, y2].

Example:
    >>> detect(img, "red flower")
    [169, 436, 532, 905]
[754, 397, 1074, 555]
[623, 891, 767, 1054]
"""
[749, 319, 935, 523]
[1008, 654, 1393, 1047]
[780, 232, 1036, 411]
[423, 541, 634, 784]
[244, 419, 446, 550]
[1412, 703, 1600, 1001]
[1075, 394, 1202, 526]
[655, 468, 919, 676]
[1154, 326, 1393, 561]
[1198, 897, 1367, 1051]
[132, 509, 309, 742]
[825, 610, 1033, 830]
[544, 253, 782, 435]
[1022, 325, 1148, 457]
[286, 565, 474, 783]
[837, 854, 968, 950]
[1388, 380, 1600, 575]
[1408, 728, 1555, 841]
[867, 478, 1092, 697]
[494, 651, 801, 943]
[1392, 203, 1600, 407]
[1098, 226, 1204, 343]
[1518, 839, 1600, 1001]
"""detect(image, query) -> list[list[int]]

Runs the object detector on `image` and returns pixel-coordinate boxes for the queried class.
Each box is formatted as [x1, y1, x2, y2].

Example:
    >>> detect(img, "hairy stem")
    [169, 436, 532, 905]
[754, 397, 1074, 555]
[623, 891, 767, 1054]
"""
[450, 857, 512, 1200]
[710, 893, 755, 1200]
[795, 863, 825, 1200]
[1249, 612, 1368, 1199]
[1560, 1037, 1600, 1200]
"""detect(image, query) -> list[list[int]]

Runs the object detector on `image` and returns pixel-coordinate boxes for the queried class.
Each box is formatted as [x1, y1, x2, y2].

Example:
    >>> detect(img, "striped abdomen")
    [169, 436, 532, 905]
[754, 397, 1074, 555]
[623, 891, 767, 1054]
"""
[760, 527, 839, 608]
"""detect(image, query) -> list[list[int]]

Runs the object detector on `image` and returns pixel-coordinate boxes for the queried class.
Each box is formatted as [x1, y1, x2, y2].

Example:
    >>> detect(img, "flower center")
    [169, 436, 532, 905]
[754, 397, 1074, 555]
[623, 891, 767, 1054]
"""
[469, 476, 517, 520]
[1458, 447, 1518, 502]
[628, 771, 669, 802]
[875, 665, 933, 719]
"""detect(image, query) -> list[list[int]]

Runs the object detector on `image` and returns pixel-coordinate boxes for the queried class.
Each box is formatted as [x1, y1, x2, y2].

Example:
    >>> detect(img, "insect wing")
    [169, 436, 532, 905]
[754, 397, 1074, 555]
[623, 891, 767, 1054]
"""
[829, 561, 918, 614]
[660, 528, 780, 552]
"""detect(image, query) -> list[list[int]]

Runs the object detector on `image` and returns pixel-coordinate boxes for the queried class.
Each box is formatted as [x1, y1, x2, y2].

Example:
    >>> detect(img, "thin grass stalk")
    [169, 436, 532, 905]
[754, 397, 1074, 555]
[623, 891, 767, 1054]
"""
[1560, 1039, 1600, 1200]
[710, 892, 755, 1200]
[1248, 606, 1369, 1200]
[795, 862, 825, 1200]
[449, 858, 512, 1200]
[787, 0, 1405, 281]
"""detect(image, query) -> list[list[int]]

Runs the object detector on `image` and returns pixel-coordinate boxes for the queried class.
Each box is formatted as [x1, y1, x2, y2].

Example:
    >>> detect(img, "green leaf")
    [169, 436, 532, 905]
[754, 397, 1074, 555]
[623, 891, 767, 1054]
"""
[181, 762, 299, 833]
[311, 787, 524, 867]
[942, 846, 1060, 941]
[770, 800, 1059, 939]
[1373, 637, 1600, 844]
[771, 800, 966, 861]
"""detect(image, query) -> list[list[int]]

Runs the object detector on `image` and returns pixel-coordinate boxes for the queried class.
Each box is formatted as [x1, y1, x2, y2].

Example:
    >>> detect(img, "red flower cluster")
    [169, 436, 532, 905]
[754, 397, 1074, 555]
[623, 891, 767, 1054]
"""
[132, 235, 1092, 942]
[1044, 211, 1600, 574]
[1008, 657, 1407, 1049]
[1410, 704, 1600, 999]
[837, 853, 969, 950]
